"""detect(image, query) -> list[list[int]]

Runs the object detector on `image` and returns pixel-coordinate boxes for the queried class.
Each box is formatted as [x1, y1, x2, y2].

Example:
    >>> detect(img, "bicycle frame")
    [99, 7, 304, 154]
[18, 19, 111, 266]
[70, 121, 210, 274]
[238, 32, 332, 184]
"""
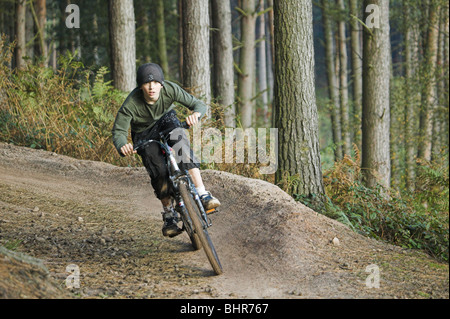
[133, 123, 223, 275]
[133, 127, 212, 231]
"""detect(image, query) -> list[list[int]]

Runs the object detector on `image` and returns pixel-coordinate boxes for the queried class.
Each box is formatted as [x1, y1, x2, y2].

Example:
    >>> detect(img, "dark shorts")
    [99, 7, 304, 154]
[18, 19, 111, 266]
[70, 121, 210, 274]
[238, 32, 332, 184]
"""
[132, 110, 200, 200]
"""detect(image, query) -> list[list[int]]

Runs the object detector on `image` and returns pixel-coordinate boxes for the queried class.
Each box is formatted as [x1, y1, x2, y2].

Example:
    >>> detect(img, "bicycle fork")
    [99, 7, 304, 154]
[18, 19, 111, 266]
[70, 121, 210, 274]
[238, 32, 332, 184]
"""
[165, 144, 212, 229]
[182, 177, 212, 229]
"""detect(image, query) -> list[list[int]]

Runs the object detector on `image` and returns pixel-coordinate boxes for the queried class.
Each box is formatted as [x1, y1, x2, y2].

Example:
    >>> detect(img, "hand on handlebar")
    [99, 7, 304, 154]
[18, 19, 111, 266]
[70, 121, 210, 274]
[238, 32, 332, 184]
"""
[121, 143, 137, 156]
[186, 112, 201, 127]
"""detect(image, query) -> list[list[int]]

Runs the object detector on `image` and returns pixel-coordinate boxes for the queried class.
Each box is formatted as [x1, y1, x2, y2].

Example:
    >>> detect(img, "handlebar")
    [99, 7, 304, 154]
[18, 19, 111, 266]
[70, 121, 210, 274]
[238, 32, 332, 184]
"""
[133, 118, 198, 151]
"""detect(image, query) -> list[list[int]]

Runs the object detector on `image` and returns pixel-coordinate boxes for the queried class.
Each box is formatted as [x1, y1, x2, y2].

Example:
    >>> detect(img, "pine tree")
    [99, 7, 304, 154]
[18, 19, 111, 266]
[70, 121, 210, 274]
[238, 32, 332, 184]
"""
[274, 0, 324, 198]
[108, 0, 136, 92]
[361, 0, 391, 189]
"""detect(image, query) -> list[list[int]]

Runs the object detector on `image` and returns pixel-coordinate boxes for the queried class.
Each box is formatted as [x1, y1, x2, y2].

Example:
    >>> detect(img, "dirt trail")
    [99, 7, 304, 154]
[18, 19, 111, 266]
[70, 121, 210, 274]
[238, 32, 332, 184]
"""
[0, 142, 448, 299]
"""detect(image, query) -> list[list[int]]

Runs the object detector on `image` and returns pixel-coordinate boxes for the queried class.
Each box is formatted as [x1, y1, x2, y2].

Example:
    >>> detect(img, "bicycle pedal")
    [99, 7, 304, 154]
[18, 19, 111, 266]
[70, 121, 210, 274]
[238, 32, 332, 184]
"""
[206, 208, 217, 215]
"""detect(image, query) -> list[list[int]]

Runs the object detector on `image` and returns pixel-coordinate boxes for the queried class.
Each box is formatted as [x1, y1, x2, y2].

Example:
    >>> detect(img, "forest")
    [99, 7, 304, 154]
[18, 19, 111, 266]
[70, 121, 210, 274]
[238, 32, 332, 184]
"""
[0, 0, 448, 262]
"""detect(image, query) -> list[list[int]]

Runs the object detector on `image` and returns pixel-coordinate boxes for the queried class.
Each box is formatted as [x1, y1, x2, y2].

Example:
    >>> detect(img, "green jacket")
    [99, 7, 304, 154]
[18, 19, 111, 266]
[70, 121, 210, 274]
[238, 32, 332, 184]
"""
[112, 81, 207, 154]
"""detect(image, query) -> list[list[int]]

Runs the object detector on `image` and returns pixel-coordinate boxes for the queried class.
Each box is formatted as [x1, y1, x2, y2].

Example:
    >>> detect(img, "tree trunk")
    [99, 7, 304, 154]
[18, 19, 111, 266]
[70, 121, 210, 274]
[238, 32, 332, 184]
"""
[182, 0, 211, 117]
[266, 21, 274, 107]
[58, 0, 72, 58]
[403, 0, 420, 192]
[238, 0, 256, 128]
[349, 0, 363, 152]
[156, 0, 169, 76]
[267, 0, 274, 68]
[135, 0, 151, 63]
[108, 0, 136, 92]
[337, 0, 351, 157]
[274, 0, 324, 198]
[321, 0, 343, 161]
[34, 0, 47, 65]
[418, 0, 440, 161]
[441, 3, 449, 155]
[432, 5, 446, 159]
[92, 13, 100, 66]
[361, 0, 391, 189]
[258, 0, 269, 125]
[211, 0, 235, 128]
[178, 0, 184, 83]
[15, 0, 26, 69]
[267, 0, 276, 127]
[389, 48, 400, 189]
[25, 3, 34, 62]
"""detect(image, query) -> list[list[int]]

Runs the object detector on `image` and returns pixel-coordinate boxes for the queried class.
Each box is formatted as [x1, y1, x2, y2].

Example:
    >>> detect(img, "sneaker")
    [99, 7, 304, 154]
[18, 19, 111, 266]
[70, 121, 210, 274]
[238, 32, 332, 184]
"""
[162, 215, 183, 237]
[200, 192, 221, 211]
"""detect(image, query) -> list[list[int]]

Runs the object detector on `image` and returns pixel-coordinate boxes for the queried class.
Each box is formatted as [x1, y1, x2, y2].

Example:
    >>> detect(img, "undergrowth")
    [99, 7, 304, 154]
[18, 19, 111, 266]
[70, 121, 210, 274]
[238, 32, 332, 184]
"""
[0, 36, 137, 168]
[297, 146, 449, 262]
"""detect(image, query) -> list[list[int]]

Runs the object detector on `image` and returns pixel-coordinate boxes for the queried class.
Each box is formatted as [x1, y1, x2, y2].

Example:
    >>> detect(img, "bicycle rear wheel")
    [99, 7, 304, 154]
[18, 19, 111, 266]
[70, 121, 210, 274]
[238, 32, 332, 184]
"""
[179, 181, 223, 275]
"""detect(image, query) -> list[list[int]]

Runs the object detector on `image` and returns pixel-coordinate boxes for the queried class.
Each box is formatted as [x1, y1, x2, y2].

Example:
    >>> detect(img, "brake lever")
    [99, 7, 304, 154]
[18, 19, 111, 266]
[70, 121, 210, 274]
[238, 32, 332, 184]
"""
[181, 116, 201, 129]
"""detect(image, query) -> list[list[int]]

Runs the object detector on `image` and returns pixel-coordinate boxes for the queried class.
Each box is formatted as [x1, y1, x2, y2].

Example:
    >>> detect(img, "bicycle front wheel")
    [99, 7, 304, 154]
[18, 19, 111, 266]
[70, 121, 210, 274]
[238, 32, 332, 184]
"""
[179, 205, 202, 251]
[179, 181, 223, 275]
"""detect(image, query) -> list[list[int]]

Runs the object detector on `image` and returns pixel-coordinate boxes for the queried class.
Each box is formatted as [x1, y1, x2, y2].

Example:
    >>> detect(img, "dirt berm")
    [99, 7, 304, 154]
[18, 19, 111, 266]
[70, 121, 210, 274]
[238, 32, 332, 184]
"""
[0, 142, 448, 299]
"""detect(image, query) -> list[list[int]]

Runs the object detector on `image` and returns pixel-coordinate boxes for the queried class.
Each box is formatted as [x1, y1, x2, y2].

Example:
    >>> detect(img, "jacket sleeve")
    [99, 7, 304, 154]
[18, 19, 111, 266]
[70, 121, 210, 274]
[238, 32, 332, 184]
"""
[112, 105, 132, 157]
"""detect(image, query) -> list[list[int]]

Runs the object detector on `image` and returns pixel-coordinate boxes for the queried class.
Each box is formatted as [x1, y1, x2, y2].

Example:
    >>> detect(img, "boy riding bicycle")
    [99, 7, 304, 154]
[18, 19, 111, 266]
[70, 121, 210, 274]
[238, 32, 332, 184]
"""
[112, 63, 220, 237]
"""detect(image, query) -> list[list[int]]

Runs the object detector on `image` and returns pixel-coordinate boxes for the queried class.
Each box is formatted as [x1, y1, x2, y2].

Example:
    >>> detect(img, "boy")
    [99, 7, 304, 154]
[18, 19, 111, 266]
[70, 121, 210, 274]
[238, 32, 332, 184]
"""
[112, 63, 220, 237]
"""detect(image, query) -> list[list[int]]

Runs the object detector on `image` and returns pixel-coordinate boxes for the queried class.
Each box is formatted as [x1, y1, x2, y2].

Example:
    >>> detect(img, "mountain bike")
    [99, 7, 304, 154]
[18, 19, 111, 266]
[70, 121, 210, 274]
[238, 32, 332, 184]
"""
[134, 121, 223, 275]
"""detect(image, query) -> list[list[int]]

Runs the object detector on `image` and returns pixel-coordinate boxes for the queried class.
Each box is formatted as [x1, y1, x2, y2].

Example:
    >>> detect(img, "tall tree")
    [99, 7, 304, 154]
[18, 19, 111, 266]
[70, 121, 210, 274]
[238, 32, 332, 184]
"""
[211, 0, 235, 127]
[35, 0, 47, 65]
[258, 0, 269, 125]
[418, 0, 441, 161]
[349, 0, 363, 151]
[238, 0, 256, 128]
[337, 0, 351, 156]
[274, 0, 324, 198]
[432, 3, 448, 158]
[182, 0, 211, 117]
[15, 0, 26, 69]
[25, 3, 34, 62]
[57, 0, 72, 59]
[108, 0, 136, 92]
[156, 0, 168, 75]
[267, 0, 276, 127]
[321, 0, 343, 161]
[361, 0, 391, 189]
[403, 0, 420, 191]
[440, 2, 449, 155]
[178, 0, 184, 83]
[135, 0, 151, 64]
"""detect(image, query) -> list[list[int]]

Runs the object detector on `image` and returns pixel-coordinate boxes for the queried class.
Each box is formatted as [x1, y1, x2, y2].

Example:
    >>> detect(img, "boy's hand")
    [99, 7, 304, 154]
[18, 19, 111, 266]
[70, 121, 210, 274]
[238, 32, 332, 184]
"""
[120, 143, 137, 156]
[186, 112, 201, 127]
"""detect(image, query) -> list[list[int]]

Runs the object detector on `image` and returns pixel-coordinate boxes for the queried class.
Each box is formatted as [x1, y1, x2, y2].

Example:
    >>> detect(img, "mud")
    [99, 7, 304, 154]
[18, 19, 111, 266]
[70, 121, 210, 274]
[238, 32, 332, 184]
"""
[0, 142, 448, 299]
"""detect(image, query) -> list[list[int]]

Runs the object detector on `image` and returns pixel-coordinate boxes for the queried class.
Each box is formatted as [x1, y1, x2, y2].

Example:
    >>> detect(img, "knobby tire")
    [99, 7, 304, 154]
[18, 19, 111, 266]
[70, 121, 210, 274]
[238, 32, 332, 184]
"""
[179, 205, 202, 251]
[179, 181, 223, 275]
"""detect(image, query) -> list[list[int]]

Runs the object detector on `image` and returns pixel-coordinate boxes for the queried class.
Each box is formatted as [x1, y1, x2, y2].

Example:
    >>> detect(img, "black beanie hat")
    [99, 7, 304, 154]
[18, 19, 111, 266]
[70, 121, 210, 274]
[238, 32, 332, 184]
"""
[137, 63, 165, 87]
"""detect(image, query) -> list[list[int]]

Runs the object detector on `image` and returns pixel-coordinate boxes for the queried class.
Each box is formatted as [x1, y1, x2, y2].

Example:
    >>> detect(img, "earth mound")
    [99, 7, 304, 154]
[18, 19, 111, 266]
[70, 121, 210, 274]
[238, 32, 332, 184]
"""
[0, 143, 448, 299]
[0, 246, 72, 298]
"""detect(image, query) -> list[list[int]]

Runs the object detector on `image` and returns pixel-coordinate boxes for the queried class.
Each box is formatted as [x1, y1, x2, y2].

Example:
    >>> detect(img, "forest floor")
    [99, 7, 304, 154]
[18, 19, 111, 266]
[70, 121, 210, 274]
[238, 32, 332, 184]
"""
[0, 142, 448, 299]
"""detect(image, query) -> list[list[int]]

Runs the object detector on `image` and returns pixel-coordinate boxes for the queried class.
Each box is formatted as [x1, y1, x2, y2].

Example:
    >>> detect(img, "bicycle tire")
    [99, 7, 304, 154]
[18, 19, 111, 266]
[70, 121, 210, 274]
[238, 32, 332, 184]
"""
[179, 181, 223, 275]
[179, 206, 202, 251]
